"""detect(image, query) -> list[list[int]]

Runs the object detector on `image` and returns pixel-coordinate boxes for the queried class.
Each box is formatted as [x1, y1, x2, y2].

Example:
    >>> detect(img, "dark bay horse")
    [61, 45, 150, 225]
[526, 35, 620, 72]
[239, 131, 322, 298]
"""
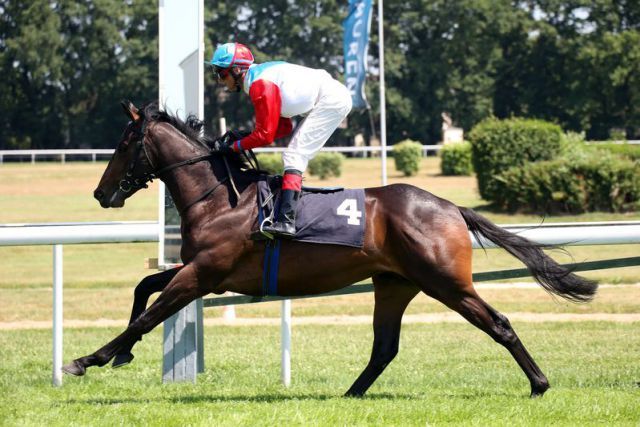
[62, 100, 598, 397]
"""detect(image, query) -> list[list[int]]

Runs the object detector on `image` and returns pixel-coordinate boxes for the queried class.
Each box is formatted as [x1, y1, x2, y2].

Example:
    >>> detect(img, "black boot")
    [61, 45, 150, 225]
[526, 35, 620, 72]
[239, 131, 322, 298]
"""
[262, 189, 300, 239]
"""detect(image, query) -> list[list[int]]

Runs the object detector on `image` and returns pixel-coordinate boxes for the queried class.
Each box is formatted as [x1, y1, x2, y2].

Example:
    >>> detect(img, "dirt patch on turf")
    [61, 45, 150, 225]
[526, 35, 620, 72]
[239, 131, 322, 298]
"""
[2, 312, 639, 330]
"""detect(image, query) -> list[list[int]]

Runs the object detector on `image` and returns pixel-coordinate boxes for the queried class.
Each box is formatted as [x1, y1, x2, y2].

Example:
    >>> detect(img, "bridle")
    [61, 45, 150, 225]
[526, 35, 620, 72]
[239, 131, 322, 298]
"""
[118, 118, 237, 215]
[118, 120, 155, 194]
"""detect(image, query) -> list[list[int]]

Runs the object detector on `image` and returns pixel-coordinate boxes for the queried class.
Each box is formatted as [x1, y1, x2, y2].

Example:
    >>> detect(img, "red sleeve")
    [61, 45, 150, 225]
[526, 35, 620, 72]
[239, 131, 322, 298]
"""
[237, 79, 282, 150]
[274, 117, 293, 139]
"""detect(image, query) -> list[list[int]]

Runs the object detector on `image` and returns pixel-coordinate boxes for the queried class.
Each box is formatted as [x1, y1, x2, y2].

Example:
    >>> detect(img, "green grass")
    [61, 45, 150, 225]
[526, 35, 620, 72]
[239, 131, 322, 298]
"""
[0, 322, 638, 426]
[1, 161, 638, 425]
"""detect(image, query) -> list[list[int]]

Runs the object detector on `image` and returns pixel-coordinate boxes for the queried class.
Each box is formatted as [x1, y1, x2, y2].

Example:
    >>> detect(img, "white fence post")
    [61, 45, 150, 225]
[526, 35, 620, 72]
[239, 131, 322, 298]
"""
[281, 299, 292, 387]
[52, 244, 63, 387]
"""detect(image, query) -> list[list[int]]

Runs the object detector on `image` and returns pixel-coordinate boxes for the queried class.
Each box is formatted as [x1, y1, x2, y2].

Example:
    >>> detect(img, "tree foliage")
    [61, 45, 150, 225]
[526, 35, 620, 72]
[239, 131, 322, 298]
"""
[0, 0, 638, 149]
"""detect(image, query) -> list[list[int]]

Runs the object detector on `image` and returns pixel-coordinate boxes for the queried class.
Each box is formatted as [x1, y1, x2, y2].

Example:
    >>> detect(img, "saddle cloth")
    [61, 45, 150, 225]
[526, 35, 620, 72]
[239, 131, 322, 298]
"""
[256, 180, 365, 248]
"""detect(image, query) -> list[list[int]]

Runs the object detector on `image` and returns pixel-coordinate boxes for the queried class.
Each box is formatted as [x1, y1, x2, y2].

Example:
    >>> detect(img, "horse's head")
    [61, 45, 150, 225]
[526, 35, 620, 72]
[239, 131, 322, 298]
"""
[94, 100, 155, 208]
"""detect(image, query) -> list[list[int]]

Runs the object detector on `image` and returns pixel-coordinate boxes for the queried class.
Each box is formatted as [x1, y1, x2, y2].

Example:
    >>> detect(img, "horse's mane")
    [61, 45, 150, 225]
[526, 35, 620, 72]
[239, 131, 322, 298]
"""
[140, 101, 252, 172]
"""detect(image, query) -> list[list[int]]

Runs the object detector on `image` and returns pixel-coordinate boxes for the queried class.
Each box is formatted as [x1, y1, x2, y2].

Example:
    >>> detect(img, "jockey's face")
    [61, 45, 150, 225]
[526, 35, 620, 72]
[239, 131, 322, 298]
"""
[220, 72, 238, 92]
[216, 67, 244, 92]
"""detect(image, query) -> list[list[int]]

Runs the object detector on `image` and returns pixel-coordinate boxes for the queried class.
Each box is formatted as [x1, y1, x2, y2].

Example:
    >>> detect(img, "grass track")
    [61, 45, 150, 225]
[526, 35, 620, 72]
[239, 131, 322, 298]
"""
[1, 322, 638, 426]
[1, 160, 639, 425]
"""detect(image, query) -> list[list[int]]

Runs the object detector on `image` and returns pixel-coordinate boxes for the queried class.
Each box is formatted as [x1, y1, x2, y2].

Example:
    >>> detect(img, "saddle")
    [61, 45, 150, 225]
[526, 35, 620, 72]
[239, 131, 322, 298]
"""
[253, 175, 366, 296]
[251, 175, 344, 241]
[251, 175, 365, 248]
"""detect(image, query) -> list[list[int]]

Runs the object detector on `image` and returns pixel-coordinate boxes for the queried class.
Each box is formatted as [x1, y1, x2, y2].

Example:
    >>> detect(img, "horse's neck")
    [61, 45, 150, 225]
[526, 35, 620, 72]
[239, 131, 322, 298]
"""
[151, 123, 227, 216]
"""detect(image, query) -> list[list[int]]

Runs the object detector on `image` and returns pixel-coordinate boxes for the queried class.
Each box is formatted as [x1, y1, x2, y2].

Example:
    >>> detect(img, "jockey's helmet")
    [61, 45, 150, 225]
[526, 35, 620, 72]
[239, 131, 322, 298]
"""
[210, 43, 254, 74]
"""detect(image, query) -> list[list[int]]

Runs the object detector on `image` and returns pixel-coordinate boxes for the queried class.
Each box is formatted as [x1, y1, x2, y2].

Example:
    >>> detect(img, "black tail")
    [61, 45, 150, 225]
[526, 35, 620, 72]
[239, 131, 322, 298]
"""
[458, 207, 598, 303]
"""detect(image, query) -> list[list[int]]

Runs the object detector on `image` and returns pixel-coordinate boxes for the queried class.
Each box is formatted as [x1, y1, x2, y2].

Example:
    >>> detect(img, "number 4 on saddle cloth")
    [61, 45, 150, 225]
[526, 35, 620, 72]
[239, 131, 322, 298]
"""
[253, 177, 366, 296]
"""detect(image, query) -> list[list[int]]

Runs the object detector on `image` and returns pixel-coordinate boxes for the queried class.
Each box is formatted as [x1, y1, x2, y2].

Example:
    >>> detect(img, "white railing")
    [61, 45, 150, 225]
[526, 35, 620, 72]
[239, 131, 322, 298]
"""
[0, 221, 160, 387]
[1, 141, 638, 163]
[0, 145, 443, 163]
[2, 221, 639, 386]
[0, 149, 115, 163]
[0, 221, 159, 246]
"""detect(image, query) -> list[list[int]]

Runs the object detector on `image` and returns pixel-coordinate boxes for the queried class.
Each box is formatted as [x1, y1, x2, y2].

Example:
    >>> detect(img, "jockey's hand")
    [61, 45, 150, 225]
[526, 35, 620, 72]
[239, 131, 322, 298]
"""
[211, 137, 234, 153]
[222, 129, 251, 141]
[211, 129, 250, 153]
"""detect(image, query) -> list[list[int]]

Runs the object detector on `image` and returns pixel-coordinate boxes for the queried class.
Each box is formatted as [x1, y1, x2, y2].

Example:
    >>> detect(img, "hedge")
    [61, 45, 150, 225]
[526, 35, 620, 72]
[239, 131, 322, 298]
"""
[308, 152, 344, 179]
[492, 151, 640, 213]
[586, 142, 640, 162]
[256, 153, 283, 175]
[393, 139, 422, 176]
[469, 117, 564, 200]
[440, 142, 473, 176]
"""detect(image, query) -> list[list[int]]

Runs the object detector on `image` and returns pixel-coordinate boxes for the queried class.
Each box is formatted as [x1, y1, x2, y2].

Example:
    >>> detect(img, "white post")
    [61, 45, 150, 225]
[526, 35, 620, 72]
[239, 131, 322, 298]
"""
[281, 299, 291, 387]
[377, 0, 388, 186]
[52, 244, 63, 387]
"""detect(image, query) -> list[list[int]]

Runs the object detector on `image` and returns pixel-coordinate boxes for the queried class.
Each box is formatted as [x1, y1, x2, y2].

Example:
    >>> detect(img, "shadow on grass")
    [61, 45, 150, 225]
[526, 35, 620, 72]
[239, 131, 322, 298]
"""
[65, 392, 422, 406]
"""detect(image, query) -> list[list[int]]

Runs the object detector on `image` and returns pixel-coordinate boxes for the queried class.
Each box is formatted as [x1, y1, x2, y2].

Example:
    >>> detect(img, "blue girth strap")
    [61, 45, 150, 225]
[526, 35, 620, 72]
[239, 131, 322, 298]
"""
[262, 240, 281, 296]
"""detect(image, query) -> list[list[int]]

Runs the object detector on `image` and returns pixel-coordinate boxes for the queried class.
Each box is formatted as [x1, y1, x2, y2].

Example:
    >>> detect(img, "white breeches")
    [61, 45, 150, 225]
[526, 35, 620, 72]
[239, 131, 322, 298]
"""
[282, 79, 352, 173]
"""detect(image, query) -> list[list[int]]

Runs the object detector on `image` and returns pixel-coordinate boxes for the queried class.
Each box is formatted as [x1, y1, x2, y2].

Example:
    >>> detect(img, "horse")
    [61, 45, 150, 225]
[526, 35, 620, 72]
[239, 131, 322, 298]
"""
[62, 100, 598, 398]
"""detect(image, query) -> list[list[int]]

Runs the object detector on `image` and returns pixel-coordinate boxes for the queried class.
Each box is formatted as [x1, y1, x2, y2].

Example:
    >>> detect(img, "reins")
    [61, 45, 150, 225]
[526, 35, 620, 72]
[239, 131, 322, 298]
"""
[119, 118, 247, 215]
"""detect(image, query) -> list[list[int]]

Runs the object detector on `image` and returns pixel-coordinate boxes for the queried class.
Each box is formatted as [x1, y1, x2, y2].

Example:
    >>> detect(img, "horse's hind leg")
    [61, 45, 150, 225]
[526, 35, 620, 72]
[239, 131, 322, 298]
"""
[345, 273, 419, 397]
[402, 226, 550, 397]
[112, 268, 181, 368]
[451, 292, 550, 397]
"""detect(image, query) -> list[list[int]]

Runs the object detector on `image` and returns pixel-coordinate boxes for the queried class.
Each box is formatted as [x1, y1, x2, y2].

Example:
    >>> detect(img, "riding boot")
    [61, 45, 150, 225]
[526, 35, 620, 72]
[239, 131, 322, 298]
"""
[262, 189, 300, 239]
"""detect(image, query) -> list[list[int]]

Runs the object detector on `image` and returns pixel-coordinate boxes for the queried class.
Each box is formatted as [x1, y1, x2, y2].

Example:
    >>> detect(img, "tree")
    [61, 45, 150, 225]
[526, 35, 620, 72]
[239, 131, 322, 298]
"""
[0, 0, 157, 149]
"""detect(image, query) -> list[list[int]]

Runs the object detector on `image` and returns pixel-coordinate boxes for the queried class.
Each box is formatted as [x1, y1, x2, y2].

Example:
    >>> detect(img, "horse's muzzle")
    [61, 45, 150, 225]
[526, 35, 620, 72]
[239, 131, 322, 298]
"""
[94, 189, 108, 207]
[94, 188, 123, 208]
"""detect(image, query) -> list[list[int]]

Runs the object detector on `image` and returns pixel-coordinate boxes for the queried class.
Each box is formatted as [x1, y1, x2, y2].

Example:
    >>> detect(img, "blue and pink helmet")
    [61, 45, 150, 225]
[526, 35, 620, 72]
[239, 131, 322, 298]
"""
[210, 42, 254, 71]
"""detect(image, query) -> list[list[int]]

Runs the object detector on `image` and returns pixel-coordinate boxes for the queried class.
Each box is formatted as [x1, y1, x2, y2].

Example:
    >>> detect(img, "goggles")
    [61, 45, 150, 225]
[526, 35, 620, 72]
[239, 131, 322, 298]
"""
[213, 66, 231, 80]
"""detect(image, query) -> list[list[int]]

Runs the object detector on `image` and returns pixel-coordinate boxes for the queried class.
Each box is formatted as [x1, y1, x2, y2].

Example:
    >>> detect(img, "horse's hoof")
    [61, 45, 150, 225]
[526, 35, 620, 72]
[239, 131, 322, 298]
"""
[530, 382, 550, 398]
[112, 353, 134, 368]
[62, 360, 86, 377]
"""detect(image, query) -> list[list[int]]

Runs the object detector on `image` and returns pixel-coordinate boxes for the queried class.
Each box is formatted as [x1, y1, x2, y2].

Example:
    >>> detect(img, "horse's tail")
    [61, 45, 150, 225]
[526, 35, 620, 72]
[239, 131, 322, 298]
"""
[458, 206, 598, 303]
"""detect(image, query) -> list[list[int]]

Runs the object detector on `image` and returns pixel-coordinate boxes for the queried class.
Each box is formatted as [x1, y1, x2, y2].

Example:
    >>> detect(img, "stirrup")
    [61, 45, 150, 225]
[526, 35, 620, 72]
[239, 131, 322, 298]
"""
[258, 217, 275, 240]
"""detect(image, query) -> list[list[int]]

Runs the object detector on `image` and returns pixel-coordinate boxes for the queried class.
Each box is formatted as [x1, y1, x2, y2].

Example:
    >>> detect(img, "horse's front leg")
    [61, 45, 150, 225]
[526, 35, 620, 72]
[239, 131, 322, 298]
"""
[112, 268, 182, 368]
[62, 264, 207, 377]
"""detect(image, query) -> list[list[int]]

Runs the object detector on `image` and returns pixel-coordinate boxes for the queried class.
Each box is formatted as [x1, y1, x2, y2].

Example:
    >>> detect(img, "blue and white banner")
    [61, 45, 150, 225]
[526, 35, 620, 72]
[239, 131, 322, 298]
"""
[343, 0, 373, 109]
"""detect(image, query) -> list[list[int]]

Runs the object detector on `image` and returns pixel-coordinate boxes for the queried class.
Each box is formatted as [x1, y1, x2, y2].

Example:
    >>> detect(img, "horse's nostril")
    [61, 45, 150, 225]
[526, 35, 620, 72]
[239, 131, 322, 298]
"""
[94, 189, 104, 201]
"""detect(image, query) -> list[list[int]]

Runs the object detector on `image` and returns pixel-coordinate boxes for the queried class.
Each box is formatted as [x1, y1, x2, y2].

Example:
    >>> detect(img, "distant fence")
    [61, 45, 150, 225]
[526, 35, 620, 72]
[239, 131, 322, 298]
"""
[0, 146, 442, 163]
[2, 141, 638, 163]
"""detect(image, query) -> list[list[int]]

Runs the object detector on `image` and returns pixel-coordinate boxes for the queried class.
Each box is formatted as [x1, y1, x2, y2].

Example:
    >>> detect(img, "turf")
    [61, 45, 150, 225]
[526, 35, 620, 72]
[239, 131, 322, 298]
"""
[0, 322, 638, 426]
[1, 160, 638, 425]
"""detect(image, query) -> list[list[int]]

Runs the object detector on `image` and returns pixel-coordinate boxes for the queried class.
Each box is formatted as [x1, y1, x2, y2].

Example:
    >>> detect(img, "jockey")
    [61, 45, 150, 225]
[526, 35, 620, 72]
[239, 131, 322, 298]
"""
[209, 42, 352, 239]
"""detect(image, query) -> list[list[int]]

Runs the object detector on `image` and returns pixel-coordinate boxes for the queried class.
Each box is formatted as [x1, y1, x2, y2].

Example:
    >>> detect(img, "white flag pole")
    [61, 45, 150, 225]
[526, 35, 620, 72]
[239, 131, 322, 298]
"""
[377, 0, 388, 186]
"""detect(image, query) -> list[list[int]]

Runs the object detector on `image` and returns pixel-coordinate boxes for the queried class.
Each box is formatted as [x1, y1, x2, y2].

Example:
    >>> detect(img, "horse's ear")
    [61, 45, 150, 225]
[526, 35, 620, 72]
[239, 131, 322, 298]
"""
[120, 99, 140, 121]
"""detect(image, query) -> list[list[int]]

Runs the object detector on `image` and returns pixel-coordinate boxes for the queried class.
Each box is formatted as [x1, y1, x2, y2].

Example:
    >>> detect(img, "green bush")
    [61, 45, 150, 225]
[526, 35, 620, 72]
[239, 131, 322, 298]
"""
[393, 139, 422, 176]
[308, 152, 344, 179]
[586, 142, 640, 162]
[559, 131, 587, 153]
[469, 117, 564, 200]
[256, 153, 283, 174]
[493, 151, 640, 213]
[440, 142, 473, 176]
